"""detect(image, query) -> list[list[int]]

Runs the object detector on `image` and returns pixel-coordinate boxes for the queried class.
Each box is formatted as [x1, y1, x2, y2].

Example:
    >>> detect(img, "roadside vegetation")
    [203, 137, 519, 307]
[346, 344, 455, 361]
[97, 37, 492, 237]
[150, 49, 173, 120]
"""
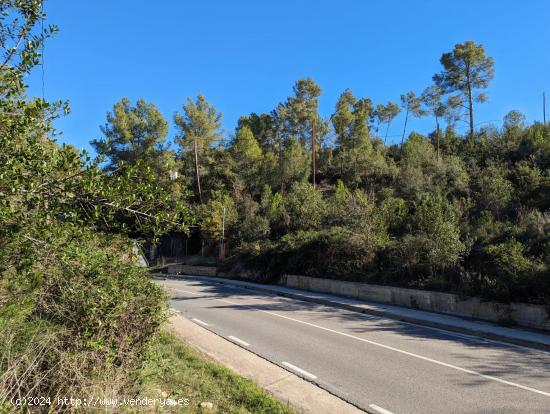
[0, 0, 548, 412]
[0, 2, 293, 413]
[107, 44, 547, 305]
[131, 331, 294, 414]
[0, 1, 186, 411]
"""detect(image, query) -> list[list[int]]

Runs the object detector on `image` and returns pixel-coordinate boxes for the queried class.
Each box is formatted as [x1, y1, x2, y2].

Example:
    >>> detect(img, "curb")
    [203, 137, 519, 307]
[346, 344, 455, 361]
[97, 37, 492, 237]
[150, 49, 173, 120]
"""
[168, 314, 368, 414]
[153, 273, 550, 353]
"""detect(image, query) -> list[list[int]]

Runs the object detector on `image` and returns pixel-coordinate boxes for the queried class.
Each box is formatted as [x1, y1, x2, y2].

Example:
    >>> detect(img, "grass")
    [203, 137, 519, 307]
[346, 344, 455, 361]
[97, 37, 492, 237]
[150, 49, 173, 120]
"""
[128, 331, 295, 414]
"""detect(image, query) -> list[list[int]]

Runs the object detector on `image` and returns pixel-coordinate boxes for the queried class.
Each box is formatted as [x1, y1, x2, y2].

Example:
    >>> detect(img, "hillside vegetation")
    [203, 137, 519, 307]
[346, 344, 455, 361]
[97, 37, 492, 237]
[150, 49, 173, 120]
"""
[88, 43, 549, 305]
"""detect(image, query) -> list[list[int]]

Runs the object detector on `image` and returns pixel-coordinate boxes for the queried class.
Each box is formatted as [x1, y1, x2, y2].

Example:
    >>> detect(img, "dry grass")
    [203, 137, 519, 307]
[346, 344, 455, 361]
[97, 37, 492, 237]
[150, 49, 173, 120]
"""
[127, 331, 295, 414]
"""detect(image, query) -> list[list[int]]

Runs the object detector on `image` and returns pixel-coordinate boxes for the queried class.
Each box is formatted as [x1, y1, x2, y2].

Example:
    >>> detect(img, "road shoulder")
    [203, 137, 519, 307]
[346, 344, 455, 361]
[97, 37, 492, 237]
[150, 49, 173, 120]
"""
[167, 314, 365, 414]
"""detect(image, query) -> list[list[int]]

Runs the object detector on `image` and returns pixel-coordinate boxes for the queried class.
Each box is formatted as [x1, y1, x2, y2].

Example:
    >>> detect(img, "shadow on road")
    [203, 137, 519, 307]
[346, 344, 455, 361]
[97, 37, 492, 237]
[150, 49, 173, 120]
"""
[168, 279, 550, 385]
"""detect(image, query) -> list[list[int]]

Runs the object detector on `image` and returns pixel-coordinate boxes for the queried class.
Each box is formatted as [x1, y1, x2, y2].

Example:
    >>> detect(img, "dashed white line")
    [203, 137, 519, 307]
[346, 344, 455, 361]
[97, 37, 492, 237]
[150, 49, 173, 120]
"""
[369, 404, 395, 414]
[282, 362, 317, 380]
[169, 286, 550, 398]
[228, 335, 250, 347]
[191, 318, 210, 327]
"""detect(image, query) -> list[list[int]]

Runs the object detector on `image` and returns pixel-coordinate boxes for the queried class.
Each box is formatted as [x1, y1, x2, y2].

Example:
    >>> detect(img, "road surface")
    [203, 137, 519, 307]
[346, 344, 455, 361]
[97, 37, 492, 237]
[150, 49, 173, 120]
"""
[159, 277, 550, 414]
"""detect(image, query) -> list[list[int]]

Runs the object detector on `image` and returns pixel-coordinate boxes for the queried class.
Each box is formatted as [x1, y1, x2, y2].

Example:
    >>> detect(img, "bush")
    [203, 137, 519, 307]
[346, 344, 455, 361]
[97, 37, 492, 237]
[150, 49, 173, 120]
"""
[229, 227, 380, 281]
[380, 192, 466, 288]
[478, 238, 548, 303]
[0, 223, 166, 408]
[284, 182, 327, 231]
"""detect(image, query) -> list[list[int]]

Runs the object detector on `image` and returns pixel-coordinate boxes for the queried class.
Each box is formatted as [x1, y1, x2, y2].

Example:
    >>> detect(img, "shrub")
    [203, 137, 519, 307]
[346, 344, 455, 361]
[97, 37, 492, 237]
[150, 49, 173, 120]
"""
[284, 182, 327, 231]
[230, 227, 381, 281]
[385, 192, 466, 283]
[479, 238, 548, 303]
[0, 223, 166, 409]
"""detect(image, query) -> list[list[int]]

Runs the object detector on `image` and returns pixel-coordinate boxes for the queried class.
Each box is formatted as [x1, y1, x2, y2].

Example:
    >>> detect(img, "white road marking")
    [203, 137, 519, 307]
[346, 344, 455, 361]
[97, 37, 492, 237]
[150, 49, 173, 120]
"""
[228, 335, 250, 347]
[369, 404, 395, 414]
[169, 307, 180, 313]
[169, 286, 550, 398]
[164, 279, 548, 354]
[282, 362, 317, 380]
[425, 327, 489, 343]
[191, 318, 209, 327]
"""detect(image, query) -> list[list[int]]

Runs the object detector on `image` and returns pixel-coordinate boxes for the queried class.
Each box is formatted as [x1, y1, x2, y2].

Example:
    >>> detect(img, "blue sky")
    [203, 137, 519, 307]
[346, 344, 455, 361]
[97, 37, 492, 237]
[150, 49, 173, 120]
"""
[28, 0, 550, 151]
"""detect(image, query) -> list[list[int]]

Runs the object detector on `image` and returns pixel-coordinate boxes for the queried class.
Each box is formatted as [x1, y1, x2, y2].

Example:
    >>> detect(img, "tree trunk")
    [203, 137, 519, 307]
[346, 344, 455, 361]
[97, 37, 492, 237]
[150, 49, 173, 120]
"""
[466, 68, 474, 142]
[193, 137, 202, 203]
[401, 107, 409, 145]
[436, 118, 441, 163]
[312, 117, 316, 189]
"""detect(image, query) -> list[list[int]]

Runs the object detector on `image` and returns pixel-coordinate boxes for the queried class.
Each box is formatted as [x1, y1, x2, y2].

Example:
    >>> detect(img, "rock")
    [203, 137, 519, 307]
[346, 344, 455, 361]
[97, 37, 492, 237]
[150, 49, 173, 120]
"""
[199, 401, 214, 409]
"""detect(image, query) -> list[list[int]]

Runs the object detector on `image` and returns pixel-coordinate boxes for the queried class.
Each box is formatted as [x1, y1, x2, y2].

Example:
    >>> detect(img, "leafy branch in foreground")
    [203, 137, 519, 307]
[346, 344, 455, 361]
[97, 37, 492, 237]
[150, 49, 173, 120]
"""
[0, 2, 191, 411]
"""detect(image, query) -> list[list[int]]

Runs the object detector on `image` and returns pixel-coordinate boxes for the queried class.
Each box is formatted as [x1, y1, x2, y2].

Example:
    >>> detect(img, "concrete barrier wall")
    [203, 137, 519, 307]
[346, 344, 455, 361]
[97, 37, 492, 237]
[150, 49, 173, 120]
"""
[167, 264, 217, 277]
[282, 275, 550, 331]
[165, 265, 550, 331]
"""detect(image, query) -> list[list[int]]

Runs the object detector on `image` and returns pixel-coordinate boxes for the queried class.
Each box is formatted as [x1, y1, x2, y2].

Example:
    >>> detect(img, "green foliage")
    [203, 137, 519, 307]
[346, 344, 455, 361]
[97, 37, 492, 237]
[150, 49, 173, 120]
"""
[276, 77, 323, 147]
[0, 1, 187, 407]
[260, 185, 284, 225]
[474, 161, 513, 215]
[1, 222, 168, 406]
[135, 332, 295, 414]
[378, 189, 408, 231]
[174, 95, 222, 150]
[284, 182, 326, 231]
[0, 0, 59, 99]
[238, 227, 379, 280]
[398, 134, 469, 198]
[174, 95, 223, 201]
[232, 125, 262, 165]
[434, 41, 494, 95]
[92, 98, 170, 171]
[233, 195, 271, 244]
[231, 125, 263, 192]
[433, 40, 494, 139]
[279, 137, 310, 190]
[374, 101, 401, 142]
[480, 239, 547, 302]
[217, 68, 548, 305]
[196, 191, 237, 240]
[237, 112, 277, 151]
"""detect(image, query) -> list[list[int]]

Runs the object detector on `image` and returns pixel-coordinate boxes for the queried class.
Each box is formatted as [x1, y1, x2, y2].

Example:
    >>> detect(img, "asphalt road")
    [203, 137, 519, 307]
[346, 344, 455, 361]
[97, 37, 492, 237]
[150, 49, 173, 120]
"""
[159, 278, 550, 414]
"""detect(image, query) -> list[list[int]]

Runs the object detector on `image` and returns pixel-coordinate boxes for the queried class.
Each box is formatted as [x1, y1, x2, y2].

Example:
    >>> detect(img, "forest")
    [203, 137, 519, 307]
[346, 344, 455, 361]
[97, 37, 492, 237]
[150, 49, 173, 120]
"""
[92, 42, 549, 306]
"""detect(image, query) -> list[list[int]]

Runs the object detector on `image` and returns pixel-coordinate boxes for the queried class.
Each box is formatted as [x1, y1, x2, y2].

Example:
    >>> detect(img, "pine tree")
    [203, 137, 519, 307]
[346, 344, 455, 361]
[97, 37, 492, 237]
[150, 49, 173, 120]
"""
[174, 95, 222, 202]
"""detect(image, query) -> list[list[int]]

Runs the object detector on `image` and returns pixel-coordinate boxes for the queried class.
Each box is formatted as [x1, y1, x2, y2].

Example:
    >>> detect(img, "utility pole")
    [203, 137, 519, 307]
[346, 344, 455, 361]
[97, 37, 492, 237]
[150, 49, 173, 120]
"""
[219, 206, 226, 260]
[312, 117, 316, 189]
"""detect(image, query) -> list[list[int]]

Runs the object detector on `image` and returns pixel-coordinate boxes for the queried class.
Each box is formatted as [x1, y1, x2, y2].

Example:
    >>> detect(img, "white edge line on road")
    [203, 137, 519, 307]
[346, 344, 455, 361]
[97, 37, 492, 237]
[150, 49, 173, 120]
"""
[170, 286, 550, 398]
[228, 335, 250, 347]
[369, 404, 394, 414]
[282, 362, 317, 380]
[191, 318, 209, 327]
[163, 279, 546, 354]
